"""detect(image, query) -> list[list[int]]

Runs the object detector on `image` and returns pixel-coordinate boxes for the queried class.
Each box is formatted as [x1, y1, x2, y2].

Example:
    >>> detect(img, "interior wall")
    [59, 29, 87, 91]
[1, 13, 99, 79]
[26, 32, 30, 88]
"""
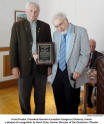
[0, 0, 40, 47]
[76, 0, 104, 51]
[0, 0, 104, 82]
[39, 0, 104, 52]
[0, 0, 104, 51]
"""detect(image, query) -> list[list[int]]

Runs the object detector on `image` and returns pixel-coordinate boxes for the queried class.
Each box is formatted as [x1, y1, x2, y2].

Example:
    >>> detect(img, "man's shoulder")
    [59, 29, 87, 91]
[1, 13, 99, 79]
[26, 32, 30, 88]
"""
[53, 31, 61, 37]
[71, 23, 87, 33]
[95, 50, 103, 57]
[13, 19, 28, 27]
[37, 20, 50, 27]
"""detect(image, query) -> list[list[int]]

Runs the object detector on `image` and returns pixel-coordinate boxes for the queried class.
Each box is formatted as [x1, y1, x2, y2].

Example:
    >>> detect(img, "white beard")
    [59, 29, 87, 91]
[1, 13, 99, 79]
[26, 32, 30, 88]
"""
[61, 30, 67, 35]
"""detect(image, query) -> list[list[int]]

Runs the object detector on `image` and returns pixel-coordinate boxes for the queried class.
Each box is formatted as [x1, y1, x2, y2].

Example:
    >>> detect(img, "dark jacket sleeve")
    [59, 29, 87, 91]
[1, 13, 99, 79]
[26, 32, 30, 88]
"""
[91, 51, 103, 68]
[9, 23, 19, 69]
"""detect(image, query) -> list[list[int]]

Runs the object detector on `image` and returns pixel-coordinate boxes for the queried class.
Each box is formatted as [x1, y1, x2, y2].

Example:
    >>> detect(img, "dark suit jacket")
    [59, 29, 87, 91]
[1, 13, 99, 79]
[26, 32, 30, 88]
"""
[10, 19, 52, 77]
[89, 50, 103, 68]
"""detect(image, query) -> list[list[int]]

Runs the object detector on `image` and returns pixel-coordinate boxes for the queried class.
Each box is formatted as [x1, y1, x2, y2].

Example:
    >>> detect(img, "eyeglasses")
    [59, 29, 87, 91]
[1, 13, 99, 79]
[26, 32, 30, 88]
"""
[90, 45, 96, 48]
[54, 19, 65, 29]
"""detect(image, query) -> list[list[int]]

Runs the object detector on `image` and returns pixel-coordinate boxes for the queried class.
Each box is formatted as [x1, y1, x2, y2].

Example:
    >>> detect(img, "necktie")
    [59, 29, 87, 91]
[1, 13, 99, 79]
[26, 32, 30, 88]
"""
[88, 53, 93, 68]
[59, 34, 66, 71]
[86, 53, 92, 68]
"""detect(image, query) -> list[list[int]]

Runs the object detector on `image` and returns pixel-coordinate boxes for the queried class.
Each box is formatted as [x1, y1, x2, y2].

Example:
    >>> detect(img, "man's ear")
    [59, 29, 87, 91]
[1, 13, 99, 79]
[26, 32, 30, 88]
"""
[66, 18, 68, 23]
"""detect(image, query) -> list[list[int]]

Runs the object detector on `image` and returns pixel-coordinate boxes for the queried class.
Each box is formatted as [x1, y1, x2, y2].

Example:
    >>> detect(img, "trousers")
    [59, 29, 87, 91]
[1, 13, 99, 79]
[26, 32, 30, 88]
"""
[18, 59, 47, 114]
[52, 66, 80, 114]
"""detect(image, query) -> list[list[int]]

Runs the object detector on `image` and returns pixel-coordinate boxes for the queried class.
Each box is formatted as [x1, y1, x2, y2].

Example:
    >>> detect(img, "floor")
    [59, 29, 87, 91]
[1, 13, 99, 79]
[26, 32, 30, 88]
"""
[0, 83, 96, 114]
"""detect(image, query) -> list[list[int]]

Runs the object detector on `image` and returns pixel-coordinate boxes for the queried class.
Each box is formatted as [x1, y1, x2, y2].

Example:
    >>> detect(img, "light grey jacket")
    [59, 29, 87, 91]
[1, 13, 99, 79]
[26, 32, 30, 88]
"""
[51, 23, 90, 88]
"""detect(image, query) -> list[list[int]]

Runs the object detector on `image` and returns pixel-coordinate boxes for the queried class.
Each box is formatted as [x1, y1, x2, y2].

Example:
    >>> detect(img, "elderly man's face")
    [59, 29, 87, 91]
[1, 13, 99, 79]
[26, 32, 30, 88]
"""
[53, 17, 69, 33]
[25, 4, 39, 22]
[90, 40, 96, 52]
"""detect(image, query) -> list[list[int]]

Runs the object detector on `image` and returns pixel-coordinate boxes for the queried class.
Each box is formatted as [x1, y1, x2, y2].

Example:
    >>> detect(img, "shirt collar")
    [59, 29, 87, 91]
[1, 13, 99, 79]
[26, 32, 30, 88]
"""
[27, 18, 37, 26]
[66, 23, 71, 35]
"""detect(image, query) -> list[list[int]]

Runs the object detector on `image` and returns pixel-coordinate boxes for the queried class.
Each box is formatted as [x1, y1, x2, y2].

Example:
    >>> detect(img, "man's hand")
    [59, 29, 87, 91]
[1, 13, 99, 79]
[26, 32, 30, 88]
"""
[12, 67, 20, 79]
[33, 53, 38, 64]
[73, 72, 81, 80]
[48, 67, 52, 76]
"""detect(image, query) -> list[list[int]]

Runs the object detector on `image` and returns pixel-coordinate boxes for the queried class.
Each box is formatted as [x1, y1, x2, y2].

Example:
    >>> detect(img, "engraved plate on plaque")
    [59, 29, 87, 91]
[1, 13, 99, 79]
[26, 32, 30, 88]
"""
[37, 42, 54, 65]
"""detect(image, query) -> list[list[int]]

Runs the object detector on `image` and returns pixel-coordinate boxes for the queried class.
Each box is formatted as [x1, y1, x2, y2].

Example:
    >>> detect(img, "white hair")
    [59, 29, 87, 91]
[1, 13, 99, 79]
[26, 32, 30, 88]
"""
[52, 12, 67, 23]
[89, 39, 96, 43]
[25, 1, 40, 11]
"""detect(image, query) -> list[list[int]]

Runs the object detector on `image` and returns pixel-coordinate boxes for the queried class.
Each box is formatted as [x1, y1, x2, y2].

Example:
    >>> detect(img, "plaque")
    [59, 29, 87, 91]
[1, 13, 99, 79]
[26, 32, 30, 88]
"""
[37, 42, 54, 65]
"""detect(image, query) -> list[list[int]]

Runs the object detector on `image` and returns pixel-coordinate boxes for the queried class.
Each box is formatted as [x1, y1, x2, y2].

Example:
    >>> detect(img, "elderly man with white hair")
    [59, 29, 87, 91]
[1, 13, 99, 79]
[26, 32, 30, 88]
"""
[10, 1, 52, 114]
[87, 39, 103, 108]
[51, 12, 90, 114]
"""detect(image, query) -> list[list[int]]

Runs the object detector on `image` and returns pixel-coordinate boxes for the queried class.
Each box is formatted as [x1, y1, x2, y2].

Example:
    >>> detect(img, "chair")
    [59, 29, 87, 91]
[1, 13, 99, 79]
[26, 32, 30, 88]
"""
[96, 55, 104, 114]
[83, 69, 97, 114]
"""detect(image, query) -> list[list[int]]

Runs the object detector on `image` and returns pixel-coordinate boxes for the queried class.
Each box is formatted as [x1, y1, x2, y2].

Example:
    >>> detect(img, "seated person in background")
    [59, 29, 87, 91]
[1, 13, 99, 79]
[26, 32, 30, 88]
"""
[87, 39, 103, 108]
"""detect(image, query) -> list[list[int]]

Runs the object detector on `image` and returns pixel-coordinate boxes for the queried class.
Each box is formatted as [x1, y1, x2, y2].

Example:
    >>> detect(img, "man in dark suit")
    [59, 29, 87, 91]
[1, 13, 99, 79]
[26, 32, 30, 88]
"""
[10, 1, 52, 114]
[87, 39, 102, 108]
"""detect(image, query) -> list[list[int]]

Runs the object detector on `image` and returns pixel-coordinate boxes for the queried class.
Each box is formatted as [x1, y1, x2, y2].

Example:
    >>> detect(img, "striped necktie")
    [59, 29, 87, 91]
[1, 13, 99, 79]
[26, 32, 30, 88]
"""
[59, 34, 66, 71]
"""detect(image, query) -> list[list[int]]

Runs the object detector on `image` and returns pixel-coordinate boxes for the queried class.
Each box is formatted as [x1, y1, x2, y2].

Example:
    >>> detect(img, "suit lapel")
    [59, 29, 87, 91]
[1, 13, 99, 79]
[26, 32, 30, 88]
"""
[57, 33, 62, 53]
[24, 20, 33, 42]
[24, 20, 41, 43]
[67, 24, 76, 61]
[36, 20, 41, 42]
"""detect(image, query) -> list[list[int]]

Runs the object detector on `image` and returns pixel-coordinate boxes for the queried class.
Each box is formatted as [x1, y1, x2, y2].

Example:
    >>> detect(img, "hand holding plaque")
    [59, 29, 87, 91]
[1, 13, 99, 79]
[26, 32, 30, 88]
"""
[33, 53, 38, 64]
[36, 42, 54, 65]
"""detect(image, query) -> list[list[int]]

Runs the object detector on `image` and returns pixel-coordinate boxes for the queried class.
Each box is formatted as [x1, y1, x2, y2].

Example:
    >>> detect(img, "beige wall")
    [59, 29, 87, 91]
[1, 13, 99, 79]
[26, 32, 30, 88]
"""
[40, 0, 104, 52]
[0, 0, 104, 82]
[0, 0, 40, 47]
